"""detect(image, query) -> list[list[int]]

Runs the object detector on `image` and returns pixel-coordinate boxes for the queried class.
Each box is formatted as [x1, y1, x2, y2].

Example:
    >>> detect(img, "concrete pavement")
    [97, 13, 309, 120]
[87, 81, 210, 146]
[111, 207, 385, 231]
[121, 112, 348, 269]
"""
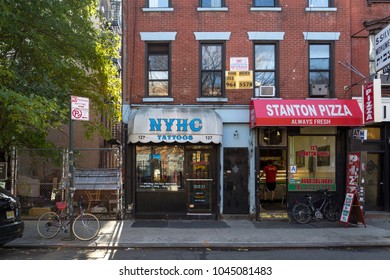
[5, 212, 390, 249]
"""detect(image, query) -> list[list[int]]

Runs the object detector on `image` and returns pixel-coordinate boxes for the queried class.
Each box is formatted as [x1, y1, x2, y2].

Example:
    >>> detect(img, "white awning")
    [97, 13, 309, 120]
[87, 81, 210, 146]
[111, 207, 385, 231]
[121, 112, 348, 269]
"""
[128, 107, 223, 144]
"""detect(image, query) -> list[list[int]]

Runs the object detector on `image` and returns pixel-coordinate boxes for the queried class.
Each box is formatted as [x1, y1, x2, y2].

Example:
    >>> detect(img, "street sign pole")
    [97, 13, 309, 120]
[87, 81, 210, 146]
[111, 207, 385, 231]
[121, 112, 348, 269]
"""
[64, 96, 89, 240]
[64, 98, 75, 241]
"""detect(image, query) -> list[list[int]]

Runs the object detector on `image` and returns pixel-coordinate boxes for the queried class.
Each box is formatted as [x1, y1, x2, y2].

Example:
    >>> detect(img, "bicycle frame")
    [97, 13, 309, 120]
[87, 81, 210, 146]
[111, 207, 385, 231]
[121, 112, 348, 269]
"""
[37, 196, 100, 240]
[305, 194, 330, 218]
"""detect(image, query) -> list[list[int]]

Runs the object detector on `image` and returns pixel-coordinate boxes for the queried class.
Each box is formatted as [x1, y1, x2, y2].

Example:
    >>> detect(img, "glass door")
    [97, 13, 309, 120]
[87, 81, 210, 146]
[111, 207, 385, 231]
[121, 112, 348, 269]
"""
[364, 153, 384, 211]
[185, 146, 214, 213]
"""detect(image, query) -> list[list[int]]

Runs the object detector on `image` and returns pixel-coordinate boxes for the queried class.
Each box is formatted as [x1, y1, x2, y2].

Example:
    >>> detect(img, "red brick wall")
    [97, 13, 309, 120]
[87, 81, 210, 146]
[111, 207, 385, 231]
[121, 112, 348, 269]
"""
[123, 0, 390, 104]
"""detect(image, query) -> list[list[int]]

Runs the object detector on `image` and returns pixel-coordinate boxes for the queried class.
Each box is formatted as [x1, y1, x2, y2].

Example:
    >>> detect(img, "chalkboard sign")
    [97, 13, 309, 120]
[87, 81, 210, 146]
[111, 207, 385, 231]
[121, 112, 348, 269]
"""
[340, 192, 366, 227]
[0, 162, 7, 180]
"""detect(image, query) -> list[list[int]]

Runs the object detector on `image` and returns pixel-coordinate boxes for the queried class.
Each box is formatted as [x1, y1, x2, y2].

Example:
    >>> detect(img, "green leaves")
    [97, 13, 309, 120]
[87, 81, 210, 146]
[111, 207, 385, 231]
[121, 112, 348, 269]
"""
[0, 0, 121, 154]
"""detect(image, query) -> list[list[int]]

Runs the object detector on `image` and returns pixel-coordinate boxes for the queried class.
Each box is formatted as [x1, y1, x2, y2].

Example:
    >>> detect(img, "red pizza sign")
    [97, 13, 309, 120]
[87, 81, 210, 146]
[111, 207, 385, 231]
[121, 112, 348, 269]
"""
[250, 99, 363, 127]
[363, 80, 382, 124]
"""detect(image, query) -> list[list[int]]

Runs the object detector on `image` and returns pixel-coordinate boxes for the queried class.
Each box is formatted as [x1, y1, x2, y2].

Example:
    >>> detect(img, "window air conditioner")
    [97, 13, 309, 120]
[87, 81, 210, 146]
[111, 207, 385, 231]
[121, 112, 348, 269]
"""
[310, 84, 329, 96]
[255, 86, 275, 97]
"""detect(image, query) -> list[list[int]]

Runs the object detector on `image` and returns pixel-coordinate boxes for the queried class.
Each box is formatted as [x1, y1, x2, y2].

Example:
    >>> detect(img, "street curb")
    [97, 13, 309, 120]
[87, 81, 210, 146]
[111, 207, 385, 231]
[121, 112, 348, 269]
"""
[5, 241, 390, 250]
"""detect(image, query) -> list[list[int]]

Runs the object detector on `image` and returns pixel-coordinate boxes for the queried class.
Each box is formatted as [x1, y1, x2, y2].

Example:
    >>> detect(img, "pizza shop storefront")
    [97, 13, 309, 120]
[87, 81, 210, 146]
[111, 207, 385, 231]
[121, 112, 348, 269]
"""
[126, 107, 223, 219]
[250, 99, 363, 214]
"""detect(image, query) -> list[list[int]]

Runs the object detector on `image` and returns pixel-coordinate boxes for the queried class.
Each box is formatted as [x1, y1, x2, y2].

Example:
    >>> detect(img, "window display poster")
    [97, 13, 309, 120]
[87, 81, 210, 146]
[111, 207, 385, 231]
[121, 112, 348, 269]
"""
[189, 183, 210, 211]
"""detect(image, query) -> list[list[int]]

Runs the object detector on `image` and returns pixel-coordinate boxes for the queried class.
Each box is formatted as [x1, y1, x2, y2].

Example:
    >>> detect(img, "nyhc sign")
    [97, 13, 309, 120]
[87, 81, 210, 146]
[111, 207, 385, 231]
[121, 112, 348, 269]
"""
[149, 118, 203, 132]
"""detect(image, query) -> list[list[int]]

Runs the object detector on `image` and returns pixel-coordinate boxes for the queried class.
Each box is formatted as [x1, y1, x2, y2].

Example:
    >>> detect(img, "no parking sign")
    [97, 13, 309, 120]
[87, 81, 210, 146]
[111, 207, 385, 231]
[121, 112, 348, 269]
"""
[71, 96, 89, 121]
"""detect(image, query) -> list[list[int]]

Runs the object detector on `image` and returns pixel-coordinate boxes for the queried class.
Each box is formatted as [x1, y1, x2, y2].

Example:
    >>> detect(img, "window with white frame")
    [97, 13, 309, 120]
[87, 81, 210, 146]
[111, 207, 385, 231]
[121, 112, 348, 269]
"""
[149, 0, 169, 8]
[308, 0, 330, 7]
[254, 0, 276, 7]
[201, 0, 223, 8]
[147, 43, 170, 97]
[254, 44, 277, 97]
[201, 43, 224, 97]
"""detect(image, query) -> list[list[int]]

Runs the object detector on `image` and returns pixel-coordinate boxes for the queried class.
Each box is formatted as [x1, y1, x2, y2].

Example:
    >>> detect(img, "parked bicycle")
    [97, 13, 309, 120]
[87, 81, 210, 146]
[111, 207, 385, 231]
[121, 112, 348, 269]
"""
[37, 196, 100, 241]
[291, 189, 341, 224]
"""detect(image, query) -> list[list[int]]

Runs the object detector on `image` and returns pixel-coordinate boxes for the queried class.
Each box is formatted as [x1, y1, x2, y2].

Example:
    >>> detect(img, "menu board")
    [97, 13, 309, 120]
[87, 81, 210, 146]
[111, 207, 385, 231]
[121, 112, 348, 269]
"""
[340, 192, 366, 227]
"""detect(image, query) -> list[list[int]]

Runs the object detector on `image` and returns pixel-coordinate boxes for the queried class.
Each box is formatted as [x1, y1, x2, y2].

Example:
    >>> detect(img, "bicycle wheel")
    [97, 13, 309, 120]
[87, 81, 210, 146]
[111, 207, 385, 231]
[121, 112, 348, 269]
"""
[292, 203, 312, 224]
[37, 212, 61, 239]
[323, 202, 341, 222]
[72, 213, 100, 241]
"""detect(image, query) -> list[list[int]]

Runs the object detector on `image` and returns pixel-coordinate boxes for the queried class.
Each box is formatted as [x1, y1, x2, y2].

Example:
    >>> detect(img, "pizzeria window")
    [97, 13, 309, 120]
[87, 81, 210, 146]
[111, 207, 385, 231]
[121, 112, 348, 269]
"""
[288, 135, 336, 192]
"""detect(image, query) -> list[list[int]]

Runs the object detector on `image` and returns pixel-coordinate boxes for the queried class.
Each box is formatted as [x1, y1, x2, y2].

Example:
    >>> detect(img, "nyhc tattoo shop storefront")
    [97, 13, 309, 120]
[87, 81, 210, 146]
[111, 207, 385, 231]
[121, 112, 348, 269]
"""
[126, 107, 223, 219]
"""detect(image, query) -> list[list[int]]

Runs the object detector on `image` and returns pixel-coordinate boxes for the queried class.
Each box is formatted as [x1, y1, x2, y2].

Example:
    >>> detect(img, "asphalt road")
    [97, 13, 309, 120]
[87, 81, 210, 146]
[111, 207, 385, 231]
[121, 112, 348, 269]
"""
[1, 247, 390, 260]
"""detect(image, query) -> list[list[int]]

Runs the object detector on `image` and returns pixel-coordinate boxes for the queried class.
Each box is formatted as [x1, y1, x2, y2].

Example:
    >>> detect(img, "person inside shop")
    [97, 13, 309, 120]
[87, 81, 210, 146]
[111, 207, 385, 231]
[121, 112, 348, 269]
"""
[261, 160, 278, 201]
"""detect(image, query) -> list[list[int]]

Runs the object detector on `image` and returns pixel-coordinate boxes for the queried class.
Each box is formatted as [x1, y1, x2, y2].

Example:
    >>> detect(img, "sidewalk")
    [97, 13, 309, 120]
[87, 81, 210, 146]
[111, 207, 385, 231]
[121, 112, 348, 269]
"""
[5, 212, 390, 249]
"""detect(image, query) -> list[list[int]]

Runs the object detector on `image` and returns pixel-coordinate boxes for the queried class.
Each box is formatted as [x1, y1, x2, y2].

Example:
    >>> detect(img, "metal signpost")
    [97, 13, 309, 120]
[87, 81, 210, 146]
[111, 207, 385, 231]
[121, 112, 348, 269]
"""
[66, 96, 89, 240]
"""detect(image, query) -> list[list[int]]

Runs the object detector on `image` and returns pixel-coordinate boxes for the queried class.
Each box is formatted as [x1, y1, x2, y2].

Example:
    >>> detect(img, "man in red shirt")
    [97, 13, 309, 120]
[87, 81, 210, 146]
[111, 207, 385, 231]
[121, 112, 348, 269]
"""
[262, 160, 278, 201]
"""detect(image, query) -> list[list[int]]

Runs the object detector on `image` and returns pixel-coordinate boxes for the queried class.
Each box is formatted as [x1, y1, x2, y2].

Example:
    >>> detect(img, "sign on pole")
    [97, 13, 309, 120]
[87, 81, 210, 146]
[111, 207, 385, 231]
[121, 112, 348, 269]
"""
[363, 80, 382, 124]
[375, 23, 390, 71]
[71, 96, 89, 121]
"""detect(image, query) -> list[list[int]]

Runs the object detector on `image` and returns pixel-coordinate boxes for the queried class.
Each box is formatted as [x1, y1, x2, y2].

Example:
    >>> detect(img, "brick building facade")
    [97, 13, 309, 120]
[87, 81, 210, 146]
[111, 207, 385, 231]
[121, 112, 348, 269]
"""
[123, 1, 390, 219]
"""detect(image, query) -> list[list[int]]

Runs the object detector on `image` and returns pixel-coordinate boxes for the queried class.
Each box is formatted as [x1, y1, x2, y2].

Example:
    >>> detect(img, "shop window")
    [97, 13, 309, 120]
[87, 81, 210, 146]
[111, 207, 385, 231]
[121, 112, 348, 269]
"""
[200, 43, 224, 97]
[136, 145, 184, 191]
[260, 128, 286, 146]
[366, 127, 381, 140]
[288, 136, 336, 191]
[147, 43, 170, 97]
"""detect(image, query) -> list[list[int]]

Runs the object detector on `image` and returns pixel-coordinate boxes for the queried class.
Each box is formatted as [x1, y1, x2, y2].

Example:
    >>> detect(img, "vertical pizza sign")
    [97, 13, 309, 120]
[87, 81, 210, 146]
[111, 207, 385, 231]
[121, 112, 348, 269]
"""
[346, 152, 360, 193]
[71, 96, 89, 121]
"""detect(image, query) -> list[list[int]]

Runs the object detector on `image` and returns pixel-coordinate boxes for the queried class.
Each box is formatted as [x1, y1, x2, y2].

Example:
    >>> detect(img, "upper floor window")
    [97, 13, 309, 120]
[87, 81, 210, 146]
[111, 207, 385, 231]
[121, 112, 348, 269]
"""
[201, 0, 223, 7]
[149, 0, 169, 8]
[254, 0, 277, 7]
[309, 44, 332, 97]
[254, 44, 277, 97]
[147, 43, 170, 97]
[308, 0, 330, 7]
[201, 43, 224, 97]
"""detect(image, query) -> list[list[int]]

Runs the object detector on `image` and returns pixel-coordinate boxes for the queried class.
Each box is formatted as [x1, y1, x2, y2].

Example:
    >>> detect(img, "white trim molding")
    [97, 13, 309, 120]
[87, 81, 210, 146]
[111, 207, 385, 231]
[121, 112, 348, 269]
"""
[194, 32, 231, 41]
[142, 8, 174, 12]
[305, 7, 337, 12]
[143, 97, 174, 103]
[248, 32, 285, 41]
[250, 7, 282, 12]
[197, 7, 229, 12]
[303, 32, 340, 41]
[140, 32, 177, 41]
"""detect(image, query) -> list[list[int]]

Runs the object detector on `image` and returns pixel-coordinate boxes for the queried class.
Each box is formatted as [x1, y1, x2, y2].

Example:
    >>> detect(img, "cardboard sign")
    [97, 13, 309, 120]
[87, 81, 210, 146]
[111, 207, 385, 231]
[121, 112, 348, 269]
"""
[340, 192, 366, 227]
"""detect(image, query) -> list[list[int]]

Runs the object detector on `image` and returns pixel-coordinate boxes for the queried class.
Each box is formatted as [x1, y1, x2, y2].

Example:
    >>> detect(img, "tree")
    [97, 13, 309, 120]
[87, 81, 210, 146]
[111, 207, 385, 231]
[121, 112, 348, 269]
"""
[0, 0, 121, 158]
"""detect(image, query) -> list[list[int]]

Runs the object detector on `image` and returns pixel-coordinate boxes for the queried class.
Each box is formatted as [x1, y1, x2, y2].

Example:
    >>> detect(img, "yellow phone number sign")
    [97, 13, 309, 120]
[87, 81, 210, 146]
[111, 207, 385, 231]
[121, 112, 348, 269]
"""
[226, 71, 253, 90]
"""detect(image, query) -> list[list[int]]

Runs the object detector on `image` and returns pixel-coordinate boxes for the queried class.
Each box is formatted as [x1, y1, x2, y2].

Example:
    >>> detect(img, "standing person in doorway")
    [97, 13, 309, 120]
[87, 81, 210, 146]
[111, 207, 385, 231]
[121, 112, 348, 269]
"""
[262, 160, 278, 201]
